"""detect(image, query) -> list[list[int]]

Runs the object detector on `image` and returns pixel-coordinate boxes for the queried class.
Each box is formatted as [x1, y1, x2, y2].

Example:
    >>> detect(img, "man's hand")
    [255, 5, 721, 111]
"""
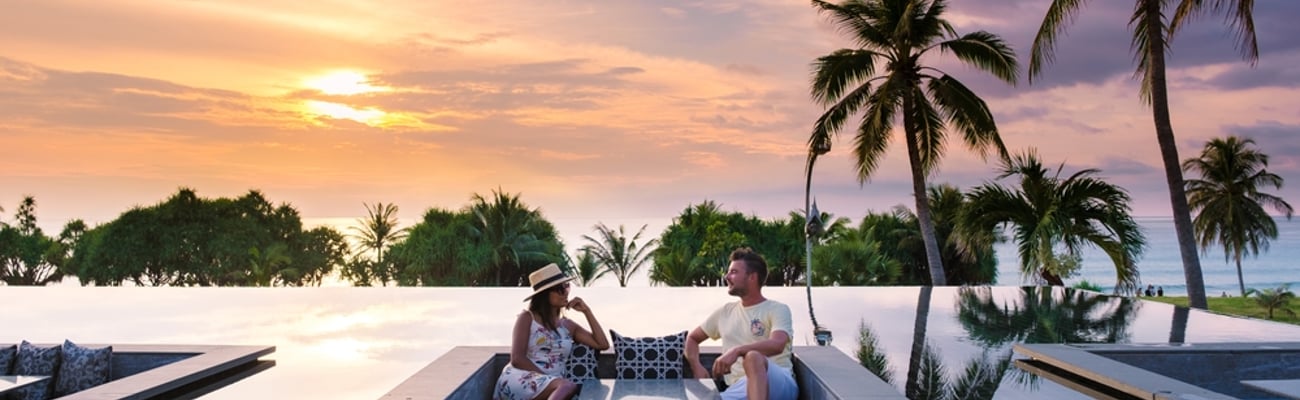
[692, 361, 711, 379]
[712, 349, 739, 378]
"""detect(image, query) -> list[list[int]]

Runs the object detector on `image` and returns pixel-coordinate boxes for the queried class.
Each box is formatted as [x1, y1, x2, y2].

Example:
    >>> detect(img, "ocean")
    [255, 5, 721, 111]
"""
[994, 216, 1299, 296]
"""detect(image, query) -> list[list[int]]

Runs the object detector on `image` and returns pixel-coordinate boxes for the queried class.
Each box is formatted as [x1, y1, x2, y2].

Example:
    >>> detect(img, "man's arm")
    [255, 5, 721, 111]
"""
[709, 330, 788, 377]
[685, 327, 711, 379]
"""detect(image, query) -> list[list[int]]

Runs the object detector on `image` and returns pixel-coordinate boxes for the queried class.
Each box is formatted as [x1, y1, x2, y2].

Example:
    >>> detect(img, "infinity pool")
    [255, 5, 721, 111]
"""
[3, 286, 1297, 398]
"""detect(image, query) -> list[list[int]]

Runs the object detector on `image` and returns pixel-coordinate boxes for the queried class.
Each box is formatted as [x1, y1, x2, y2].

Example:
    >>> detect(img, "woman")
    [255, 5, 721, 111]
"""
[495, 263, 610, 400]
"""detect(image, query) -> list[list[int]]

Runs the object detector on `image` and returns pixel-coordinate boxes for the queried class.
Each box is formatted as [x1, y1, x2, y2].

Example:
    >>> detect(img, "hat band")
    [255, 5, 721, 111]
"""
[532, 274, 566, 291]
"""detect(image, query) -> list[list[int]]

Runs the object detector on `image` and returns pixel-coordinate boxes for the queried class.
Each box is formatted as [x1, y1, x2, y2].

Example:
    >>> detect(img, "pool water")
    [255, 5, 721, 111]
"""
[3, 286, 1297, 398]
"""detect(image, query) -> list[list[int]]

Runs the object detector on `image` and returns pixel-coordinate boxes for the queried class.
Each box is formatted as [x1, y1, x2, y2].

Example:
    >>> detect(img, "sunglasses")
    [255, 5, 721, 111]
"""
[550, 282, 571, 293]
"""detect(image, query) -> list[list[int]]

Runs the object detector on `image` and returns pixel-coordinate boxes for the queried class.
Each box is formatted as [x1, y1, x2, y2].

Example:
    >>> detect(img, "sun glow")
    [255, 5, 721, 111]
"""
[305, 100, 386, 124]
[302, 70, 391, 96]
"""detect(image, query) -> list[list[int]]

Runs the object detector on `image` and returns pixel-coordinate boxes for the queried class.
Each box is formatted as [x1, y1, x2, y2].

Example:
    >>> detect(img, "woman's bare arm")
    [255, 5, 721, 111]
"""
[509, 311, 544, 372]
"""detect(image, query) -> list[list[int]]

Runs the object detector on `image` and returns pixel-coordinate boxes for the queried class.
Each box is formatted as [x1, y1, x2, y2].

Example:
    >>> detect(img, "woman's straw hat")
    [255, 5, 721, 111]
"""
[524, 263, 575, 301]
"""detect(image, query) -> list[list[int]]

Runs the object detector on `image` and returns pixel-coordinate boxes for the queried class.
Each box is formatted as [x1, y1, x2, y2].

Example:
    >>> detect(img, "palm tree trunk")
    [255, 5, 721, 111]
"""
[903, 100, 947, 286]
[905, 286, 933, 398]
[1235, 252, 1246, 297]
[1169, 305, 1188, 343]
[1143, 0, 1207, 309]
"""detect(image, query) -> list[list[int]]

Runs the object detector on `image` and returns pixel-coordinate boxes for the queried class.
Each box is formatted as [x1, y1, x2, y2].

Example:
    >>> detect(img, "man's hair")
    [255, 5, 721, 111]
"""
[730, 247, 768, 286]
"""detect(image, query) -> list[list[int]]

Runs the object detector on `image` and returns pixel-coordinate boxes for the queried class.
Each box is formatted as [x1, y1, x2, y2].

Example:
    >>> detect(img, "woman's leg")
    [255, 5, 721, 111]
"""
[532, 377, 578, 400]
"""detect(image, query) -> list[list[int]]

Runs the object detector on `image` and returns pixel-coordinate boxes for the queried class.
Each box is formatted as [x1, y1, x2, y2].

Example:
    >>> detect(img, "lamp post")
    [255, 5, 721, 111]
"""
[805, 138, 832, 346]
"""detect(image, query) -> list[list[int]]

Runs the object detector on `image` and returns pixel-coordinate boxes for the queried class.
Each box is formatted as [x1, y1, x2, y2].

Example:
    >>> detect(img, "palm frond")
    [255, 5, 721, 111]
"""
[1029, 0, 1089, 81]
[937, 31, 1019, 84]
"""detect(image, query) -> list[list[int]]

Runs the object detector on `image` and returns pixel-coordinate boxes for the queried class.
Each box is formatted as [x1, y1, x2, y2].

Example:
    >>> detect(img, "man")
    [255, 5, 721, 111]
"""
[685, 248, 798, 400]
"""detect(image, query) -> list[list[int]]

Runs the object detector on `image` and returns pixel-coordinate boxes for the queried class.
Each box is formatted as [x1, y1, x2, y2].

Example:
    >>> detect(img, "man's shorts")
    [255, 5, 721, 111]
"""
[719, 358, 797, 400]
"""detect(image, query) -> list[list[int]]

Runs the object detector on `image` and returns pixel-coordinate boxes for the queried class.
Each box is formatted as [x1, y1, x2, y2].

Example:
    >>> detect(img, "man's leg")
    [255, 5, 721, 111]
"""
[763, 358, 798, 400]
[743, 351, 769, 400]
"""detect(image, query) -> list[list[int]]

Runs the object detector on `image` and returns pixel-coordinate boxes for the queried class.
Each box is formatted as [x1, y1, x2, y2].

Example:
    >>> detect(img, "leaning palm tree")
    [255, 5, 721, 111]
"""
[1030, 0, 1260, 309]
[962, 151, 1146, 295]
[809, 0, 1017, 285]
[1183, 136, 1294, 296]
[582, 223, 658, 287]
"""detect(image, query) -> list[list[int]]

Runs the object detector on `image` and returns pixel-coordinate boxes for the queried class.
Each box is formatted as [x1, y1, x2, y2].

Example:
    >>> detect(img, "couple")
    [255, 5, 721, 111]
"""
[493, 247, 799, 400]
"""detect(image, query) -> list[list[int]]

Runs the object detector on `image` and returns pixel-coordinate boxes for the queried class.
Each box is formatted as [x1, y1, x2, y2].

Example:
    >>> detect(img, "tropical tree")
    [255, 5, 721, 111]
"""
[582, 223, 657, 287]
[347, 202, 408, 286]
[385, 207, 492, 286]
[0, 196, 77, 285]
[1030, 0, 1261, 310]
[962, 151, 1146, 295]
[1182, 136, 1294, 296]
[1247, 284, 1296, 320]
[568, 248, 603, 287]
[808, 0, 1017, 285]
[68, 189, 347, 286]
[468, 189, 565, 286]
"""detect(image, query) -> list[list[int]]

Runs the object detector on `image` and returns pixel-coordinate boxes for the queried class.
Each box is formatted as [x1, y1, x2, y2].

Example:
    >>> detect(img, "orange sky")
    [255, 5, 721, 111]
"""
[3, 0, 1298, 250]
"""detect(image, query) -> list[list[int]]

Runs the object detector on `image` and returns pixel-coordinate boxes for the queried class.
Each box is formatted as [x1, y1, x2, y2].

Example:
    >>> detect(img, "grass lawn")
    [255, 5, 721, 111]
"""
[1143, 296, 1300, 326]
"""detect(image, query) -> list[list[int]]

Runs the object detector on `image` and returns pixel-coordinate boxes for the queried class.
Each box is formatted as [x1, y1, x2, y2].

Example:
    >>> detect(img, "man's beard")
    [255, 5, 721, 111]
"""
[727, 281, 746, 296]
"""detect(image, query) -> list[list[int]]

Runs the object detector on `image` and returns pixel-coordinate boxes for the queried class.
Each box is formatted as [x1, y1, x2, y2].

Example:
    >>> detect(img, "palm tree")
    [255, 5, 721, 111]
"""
[582, 223, 658, 287]
[962, 151, 1146, 295]
[1030, 0, 1260, 310]
[1182, 136, 1294, 296]
[808, 0, 1017, 285]
[349, 202, 408, 286]
[1247, 284, 1296, 320]
[569, 248, 603, 287]
[469, 190, 554, 286]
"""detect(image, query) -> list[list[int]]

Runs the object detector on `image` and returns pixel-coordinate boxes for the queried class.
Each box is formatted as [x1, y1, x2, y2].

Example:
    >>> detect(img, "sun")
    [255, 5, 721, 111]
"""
[302, 70, 391, 96]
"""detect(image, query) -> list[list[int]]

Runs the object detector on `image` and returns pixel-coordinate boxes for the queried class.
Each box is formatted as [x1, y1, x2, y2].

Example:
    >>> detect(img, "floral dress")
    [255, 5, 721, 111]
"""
[494, 317, 574, 400]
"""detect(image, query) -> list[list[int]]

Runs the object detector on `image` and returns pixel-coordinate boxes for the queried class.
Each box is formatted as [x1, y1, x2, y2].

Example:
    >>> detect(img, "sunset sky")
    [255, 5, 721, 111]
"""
[3, 0, 1298, 251]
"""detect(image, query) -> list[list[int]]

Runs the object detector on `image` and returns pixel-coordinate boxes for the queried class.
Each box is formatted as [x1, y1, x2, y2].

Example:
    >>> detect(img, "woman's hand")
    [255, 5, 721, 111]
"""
[567, 297, 591, 314]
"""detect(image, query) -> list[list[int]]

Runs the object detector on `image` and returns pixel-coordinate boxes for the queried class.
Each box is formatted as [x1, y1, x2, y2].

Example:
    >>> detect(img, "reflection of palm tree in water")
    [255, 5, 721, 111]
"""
[856, 287, 1012, 400]
[955, 286, 1140, 393]
[957, 287, 1138, 346]
[854, 287, 1140, 399]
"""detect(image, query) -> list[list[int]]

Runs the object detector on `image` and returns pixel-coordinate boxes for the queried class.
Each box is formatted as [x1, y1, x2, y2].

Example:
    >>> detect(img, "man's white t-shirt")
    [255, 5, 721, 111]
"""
[700, 298, 794, 385]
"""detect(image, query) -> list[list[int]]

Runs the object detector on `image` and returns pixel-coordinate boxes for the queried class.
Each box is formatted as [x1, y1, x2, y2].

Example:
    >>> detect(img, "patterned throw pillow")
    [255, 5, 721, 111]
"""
[55, 340, 113, 397]
[12, 340, 61, 400]
[612, 330, 686, 379]
[564, 343, 599, 381]
[0, 344, 15, 375]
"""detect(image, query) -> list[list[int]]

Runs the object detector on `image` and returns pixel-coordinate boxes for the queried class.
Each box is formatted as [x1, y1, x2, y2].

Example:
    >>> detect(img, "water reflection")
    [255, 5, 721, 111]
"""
[2, 286, 1298, 399]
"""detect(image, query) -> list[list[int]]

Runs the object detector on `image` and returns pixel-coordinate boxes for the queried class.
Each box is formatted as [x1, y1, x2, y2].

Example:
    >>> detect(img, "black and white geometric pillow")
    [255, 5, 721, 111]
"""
[0, 344, 15, 375]
[55, 340, 113, 397]
[13, 340, 61, 400]
[612, 330, 686, 379]
[564, 343, 598, 381]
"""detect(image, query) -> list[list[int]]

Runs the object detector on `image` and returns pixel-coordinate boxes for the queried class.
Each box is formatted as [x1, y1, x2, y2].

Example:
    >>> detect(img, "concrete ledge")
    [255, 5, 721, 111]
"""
[385, 345, 904, 399]
[1015, 343, 1242, 400]
[4, 343, 275, 400]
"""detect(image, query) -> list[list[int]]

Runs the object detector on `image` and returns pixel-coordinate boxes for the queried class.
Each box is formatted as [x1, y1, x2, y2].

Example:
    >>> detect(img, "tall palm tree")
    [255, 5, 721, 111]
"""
[962, 151, 1146, 295]
[582, 223, 658, 287]
[1030, 0, 1260, 309]
[349, 202, 408, 286]
[1182, 136, 1294, 296]
[809, 0, 1017, 285]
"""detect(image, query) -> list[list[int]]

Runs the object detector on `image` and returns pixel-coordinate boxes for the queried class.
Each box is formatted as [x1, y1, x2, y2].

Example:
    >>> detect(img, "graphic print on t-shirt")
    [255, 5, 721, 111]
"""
[750, 318, 765, 337]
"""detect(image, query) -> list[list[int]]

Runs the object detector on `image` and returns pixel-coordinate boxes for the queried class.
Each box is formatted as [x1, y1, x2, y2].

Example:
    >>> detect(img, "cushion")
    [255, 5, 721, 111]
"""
[55, 340, 113, 397]
[0, 344, 15, 375]
[11, 340, 61, 400]
[564, 343, 599, 381]
[612, 330, 686, 379]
